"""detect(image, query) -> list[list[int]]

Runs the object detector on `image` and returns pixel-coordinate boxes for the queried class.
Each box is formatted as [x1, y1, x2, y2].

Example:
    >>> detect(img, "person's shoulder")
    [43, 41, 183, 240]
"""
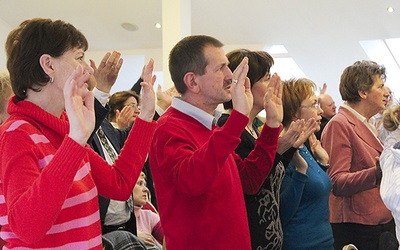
[217, 113, 229, 126]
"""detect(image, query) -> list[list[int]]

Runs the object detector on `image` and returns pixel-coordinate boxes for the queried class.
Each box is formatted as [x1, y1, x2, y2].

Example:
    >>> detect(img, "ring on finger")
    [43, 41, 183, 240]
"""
[232, 79, 238, 84]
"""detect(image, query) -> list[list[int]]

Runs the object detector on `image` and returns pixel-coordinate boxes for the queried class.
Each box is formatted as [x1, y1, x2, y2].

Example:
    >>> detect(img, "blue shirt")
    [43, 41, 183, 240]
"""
[280, 145, 334, 250]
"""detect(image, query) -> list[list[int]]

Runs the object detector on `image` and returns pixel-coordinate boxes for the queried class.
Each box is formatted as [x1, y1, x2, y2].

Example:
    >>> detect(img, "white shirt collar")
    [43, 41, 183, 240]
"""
[342, 103, 378, 137]
[171, 97, 222, 130]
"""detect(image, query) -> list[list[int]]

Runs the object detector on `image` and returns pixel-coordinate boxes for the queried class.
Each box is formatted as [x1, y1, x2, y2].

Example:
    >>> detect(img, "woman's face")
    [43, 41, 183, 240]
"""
[51, 47, 93, 95]
[297, 94, 324, 131]
[133, 174, 149, 207]
[364, 75, 389, 115]
[251, 72, 271, 111]
[123, 96, 140, 121]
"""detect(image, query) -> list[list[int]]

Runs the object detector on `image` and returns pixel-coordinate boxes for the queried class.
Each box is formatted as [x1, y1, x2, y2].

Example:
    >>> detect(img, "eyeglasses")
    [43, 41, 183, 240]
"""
[300, 102, 321, 110]
[125, 103, 141, 110]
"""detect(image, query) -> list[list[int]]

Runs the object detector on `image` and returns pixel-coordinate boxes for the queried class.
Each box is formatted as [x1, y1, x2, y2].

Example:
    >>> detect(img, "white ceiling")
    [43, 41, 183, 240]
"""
[1, 0, 400, 104]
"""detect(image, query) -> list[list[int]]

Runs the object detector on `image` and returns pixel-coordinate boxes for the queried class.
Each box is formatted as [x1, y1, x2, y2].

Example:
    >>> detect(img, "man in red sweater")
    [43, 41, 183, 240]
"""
[149, 35, 283, 249]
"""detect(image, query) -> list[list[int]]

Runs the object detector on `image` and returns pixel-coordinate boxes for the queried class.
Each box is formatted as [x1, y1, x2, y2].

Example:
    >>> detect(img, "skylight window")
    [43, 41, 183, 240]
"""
[360, 39, 400, 102]
[264, 45, 306, 81]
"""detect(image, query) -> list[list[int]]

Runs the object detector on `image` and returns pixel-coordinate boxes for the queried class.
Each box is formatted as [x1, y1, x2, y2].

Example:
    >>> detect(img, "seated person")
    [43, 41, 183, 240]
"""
[108, 90, 141, 129]
[133, 172, 164, 250]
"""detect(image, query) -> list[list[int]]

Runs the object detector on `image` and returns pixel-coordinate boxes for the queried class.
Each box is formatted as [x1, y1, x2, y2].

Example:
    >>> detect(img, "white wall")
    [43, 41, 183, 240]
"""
[0, 19, 12, 70]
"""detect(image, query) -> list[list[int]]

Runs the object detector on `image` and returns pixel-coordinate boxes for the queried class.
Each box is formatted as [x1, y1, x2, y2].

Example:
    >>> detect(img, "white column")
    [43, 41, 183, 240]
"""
[162, 0, 191, 88]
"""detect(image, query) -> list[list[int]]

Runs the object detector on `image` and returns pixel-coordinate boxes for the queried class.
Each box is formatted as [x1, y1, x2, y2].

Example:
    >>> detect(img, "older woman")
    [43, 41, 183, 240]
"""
[107, 90, 141, 129]
[321, 60, 393, 250]
[0, 18, 156, 249]
[280, 78, 333, 250]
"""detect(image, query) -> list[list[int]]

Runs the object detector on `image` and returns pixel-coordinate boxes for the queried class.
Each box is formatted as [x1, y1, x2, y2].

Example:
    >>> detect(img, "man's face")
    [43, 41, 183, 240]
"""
[194, 45, 233, 106]
[319, 95, 336, 119]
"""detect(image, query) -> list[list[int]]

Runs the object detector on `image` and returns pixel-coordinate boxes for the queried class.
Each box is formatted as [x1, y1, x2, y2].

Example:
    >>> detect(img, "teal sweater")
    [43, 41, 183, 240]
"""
[280, 145, 334, 250]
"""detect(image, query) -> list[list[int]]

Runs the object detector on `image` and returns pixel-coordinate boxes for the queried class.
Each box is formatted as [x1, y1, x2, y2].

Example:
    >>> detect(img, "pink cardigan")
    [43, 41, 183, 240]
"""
[321, 107, 392, 225]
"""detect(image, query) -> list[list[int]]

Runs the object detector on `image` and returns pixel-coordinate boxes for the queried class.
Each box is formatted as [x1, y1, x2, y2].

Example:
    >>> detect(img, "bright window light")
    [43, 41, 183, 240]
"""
[360, 39, 400, 102]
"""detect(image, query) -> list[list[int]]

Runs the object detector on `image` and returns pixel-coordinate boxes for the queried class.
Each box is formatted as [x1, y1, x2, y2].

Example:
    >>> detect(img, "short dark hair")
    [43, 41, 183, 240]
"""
[169, 35, 224, 95]
[5, 18, 88, 100]
[107, 90, 140, 122]
[339, 60, 386, 104]
[223, 49, 274, 109]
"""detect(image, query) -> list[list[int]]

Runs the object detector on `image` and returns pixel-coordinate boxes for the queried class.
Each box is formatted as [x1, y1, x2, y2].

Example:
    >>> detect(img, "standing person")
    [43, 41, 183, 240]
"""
[379, 105, 400, 250]
[219, 49, 315, 250]
[321, 60, 393, 250]
[315, 92, 336, 140]
[107, 90, 141, 129]
[88, 51, 156, 237]
[279, 78, 334, 250]
[0, 18, 157, 249]
[150, 35, 283, 249]
[0, 71, 12, 125]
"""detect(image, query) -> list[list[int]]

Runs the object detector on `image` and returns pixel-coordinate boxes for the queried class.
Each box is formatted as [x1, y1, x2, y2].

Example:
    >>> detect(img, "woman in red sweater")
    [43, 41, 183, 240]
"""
[0, 18, 157, 249]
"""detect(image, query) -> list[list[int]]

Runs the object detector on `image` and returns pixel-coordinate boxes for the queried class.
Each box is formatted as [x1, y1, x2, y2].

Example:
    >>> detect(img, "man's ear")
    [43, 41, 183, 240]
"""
[39, 54, 55, 77]
[183, 72, 200, 94]
[358, 89, 367, 100]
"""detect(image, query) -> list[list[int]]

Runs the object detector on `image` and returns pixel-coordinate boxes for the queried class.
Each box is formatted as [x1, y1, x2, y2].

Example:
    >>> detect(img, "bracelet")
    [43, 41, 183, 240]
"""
[316, 160, 330, 167]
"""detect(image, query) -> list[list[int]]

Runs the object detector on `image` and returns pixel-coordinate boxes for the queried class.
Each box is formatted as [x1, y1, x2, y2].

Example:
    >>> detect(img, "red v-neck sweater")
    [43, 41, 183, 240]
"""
[0, 97, 156, 249]
[150, 108, 280, 249]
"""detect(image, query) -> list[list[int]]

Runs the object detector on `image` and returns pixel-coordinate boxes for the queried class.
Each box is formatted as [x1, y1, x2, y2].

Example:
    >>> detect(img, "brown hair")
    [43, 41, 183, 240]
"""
[223, 49, 274, 109]
[282, 78, 317, 128]
[107, 90, 140, 122]
[339, 60, 386, 104]
[169, 35, 224, 95]
[5, 18, 88, 100]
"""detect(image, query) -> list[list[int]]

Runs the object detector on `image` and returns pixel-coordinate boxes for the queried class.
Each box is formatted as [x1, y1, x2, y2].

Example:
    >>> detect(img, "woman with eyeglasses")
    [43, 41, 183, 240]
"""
[279, 78, 334, 250]
[321, 61, 394, 250]
[107, 90, 141, 129]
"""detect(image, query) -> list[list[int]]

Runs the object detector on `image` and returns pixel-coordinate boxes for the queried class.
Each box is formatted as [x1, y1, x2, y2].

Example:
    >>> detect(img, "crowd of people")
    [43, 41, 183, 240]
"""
[0, 17, 399, 250]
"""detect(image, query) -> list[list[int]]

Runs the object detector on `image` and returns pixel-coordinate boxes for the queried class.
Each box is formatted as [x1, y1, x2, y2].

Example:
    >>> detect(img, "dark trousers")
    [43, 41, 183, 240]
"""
[331, 220, 396, 250]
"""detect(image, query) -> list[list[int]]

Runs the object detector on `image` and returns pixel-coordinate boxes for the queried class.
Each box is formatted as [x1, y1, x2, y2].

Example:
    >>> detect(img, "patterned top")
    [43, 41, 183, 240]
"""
[219, 114, 285, 250]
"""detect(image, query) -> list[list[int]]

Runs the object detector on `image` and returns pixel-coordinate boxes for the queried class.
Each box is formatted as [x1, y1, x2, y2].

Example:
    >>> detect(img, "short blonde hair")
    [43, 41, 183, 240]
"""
[282, 78, 316, 128]
[0, 71, 12, 112]
[382, 105, 400, 132]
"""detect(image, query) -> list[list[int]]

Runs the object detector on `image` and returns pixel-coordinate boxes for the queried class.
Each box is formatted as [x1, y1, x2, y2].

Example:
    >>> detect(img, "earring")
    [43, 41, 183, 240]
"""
[49, 77, 54, 83]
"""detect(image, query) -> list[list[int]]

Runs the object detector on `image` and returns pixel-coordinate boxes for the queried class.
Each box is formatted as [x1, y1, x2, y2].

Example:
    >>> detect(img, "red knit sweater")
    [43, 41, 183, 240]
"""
[0, 97, 156, 249]
[150, 108, 280, 249]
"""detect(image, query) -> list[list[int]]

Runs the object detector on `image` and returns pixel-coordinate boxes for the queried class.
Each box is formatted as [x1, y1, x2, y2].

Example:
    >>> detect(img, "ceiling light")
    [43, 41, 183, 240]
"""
[155, 23, 162, 29]
[387, 7, 395, 13]
[121, 22, 138, 31]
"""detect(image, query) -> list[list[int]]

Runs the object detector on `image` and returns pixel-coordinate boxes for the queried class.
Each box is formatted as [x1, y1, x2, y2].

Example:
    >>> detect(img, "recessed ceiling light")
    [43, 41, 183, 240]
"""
[155, 23, 162, 29]
[387, 7, 395, 13]
[121, 22, 138, 31]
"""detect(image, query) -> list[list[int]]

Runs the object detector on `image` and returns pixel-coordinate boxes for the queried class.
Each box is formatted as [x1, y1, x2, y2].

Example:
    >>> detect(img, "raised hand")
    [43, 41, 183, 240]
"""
[90, 51, 123, 93]
[309, 133, 329, 165]
[156, 85, 179, 111]
[278, 119, 305, 155]
[292, 118, 317, 148]
[230, 57, 252, 116]
[138, 58, 156, 121]
[263, 73, 283, 128]
[115, 105, 135, 129]
[293, 150, 308, 174]
[64, 65, 95, 146]
[319, 83, 327, 95]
